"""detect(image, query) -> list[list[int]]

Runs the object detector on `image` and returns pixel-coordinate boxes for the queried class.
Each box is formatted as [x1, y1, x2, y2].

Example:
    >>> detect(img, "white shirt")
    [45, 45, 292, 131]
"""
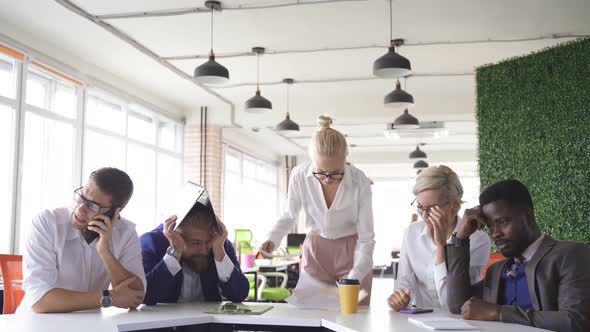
[163, 250, 235, 302]
[267, 162, 375, 280]
[18, 207, 147, 312]
[394, 219, 491, 310]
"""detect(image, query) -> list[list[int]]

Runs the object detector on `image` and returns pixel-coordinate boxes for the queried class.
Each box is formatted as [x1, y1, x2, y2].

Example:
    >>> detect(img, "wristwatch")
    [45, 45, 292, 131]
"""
[100, 290, 112, 308]
[447, 232, 470, 247]
[166, 245, 182, 261]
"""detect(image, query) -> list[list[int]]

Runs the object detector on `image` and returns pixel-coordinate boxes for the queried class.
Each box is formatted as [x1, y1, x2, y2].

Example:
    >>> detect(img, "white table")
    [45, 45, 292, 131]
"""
[255, 259, 300, 270]
[0, 302, 551, 332]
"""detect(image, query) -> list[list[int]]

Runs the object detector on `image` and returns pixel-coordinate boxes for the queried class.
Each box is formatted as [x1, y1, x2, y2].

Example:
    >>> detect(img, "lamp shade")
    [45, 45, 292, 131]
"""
[194, 54, 229, 85]
[385, 80, 414, 108]
[409, 146, 427, 159]
[276, 113, 299, 131]
[245, 90, 272, 113]
[413, 160, 429, 169]
[373, 46, 411, 78]
[394, 109, 419, 129]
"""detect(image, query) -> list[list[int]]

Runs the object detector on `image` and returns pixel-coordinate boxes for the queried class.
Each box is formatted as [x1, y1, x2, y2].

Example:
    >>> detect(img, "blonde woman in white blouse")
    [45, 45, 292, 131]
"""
[388, 165, 491, 311]
[261, 115, 375, 305]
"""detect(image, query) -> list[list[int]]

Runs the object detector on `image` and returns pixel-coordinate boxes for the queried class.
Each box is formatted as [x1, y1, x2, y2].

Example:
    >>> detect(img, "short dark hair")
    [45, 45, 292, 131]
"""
[90, 167, 133, 208]
[479, 179, 534, 212]
[181, 204, 215, 230]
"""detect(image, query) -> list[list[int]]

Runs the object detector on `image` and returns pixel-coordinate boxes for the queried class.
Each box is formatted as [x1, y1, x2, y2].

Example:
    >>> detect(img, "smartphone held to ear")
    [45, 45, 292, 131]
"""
[82, 207, 117, 244]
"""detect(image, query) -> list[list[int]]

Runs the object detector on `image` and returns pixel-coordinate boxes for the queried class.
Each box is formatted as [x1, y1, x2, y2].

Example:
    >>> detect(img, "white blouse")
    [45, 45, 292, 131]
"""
[394, 219, 491, 310]
[266, 162, 375, 280]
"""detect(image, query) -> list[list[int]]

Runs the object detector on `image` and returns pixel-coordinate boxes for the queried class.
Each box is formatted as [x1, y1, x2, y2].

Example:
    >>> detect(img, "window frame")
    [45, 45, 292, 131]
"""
[0, 41, 184, 254]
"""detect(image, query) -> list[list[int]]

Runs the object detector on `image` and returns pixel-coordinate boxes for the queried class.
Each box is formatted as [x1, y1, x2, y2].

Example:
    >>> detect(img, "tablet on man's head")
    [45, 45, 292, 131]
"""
[173, 181, 220, 233]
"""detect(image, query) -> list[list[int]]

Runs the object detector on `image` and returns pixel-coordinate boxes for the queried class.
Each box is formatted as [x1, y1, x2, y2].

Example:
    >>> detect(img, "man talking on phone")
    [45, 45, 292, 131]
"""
[140, 203, 249, 305]
[19, 167, 146, 313]
[445, 180, 590, 332]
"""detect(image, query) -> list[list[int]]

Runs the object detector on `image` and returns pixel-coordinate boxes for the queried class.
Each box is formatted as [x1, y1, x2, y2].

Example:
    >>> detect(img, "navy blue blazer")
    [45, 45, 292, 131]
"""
[140, 224, 249, 305]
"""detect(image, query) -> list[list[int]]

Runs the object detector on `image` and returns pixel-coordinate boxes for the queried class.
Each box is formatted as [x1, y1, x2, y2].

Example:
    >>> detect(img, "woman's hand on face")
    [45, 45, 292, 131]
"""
[429, 206, 452, 247]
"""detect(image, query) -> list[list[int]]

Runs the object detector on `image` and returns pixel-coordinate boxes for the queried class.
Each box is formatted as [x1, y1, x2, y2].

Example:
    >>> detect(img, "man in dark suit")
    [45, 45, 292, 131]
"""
[445, 179, 590, 332]
[140, 204, 249, 305]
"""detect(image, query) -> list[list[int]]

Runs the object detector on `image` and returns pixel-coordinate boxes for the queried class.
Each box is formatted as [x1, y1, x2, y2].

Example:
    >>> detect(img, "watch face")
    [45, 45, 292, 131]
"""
[101, 296, 112, 308]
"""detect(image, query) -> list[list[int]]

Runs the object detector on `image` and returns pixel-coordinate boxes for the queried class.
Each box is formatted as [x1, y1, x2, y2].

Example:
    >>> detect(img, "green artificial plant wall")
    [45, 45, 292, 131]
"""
[477, 38, 590, 244]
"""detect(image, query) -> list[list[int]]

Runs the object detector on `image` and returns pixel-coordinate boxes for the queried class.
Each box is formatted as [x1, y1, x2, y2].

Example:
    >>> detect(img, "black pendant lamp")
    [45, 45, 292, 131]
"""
[275, 78, 299, 132]
[413, 160, 429, 169]
[373, 0, 411, 78]
[393, 109, 419, 129]
[194, 1, 229, 85]
[385, 79, 414, 108]
[245, 47, 272, 113]
[409, 145, 427, 159]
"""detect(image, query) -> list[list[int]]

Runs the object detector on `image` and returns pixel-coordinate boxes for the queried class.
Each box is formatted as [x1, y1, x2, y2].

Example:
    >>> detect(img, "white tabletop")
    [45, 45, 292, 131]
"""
[0, 302, 551, 332]
[255, 259, 300, 268]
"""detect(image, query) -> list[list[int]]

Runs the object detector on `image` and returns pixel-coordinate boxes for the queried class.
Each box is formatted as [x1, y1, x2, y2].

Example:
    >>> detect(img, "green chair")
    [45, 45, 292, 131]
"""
[234, 229, 254, 255]
[245, 273, 265, 301]
[286, 233, 306, 254]
[259, 272, 290, 302]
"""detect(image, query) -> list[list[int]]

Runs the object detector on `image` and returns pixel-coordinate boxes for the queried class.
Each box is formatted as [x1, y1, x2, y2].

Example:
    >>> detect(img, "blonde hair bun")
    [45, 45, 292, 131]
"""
[317, 115, 333, 131]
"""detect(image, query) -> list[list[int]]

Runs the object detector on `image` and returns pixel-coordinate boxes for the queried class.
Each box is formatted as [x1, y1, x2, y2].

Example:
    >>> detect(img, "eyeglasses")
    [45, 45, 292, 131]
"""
[220, 302, 252, 314]
[73, 187, 111, 213]
[312, 171, 345, 181]
[410, 198, 449, 215]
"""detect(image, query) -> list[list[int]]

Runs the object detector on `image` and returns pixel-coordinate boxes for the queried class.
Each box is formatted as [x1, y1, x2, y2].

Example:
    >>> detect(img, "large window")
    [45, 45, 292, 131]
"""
[0, 52, 18, 253]
[84, 90, 184, 237]
[0, 43, 184, 253]
[222, 145, 279, 247]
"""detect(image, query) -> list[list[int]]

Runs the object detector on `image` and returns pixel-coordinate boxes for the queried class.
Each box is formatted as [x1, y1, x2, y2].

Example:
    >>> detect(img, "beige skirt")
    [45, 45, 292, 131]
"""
[302, 232, 373, 305]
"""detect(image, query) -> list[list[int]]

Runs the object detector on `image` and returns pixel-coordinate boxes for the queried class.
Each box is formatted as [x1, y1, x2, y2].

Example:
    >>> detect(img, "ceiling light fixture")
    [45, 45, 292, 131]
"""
[373, 0, 411, 78]
[413, 160, 429, 169]
[275, 78, 300, 132]
[245, 47, 272, 113]
[409, 144, 427, 159]
[385, 79, 414, 108]
[393, 109, 419, 129]
[194, 1, 229, 84]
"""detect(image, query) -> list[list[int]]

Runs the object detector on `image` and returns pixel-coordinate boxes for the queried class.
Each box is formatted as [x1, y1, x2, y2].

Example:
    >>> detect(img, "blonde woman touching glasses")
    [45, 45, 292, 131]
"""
[388, 166, 491, 311]
[261, 115, 375, 305]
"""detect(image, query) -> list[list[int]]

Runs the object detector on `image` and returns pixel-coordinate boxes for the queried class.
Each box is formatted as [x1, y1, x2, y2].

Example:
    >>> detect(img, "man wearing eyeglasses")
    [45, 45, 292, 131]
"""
[18, 167, 146, 313]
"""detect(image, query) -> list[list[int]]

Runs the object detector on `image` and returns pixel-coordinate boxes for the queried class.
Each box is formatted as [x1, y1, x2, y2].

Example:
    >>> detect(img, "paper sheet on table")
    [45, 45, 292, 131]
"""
[286, 270, 340, 310]
[408, 317, 480, 330]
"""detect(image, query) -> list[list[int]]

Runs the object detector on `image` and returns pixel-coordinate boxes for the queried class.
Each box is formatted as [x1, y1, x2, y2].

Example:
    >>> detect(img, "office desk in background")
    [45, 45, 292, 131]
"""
[0, 302, 552, 331]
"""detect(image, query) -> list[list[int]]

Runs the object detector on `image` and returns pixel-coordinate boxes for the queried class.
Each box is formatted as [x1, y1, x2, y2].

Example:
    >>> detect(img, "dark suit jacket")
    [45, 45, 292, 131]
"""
[140, 224, 249, 305]
[446, 235, 590, 332]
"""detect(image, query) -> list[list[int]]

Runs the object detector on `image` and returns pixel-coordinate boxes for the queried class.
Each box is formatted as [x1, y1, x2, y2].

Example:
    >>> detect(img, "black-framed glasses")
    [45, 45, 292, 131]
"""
[410, 198, 449, 215]
[73, 187, 111, 213]
[312, 171, 345, 181]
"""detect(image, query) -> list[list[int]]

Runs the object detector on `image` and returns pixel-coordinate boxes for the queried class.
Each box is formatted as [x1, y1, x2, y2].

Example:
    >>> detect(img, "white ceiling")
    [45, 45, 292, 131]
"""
[0, 0, 588, 176]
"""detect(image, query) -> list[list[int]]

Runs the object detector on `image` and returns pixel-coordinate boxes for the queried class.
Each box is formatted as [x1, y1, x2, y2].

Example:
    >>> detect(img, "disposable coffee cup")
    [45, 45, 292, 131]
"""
[338, 279, 360, 314]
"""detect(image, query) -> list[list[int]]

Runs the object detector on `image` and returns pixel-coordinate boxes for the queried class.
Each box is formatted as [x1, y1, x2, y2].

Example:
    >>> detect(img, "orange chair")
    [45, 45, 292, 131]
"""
[0, 254, 24, 314]
[481, 252, 505, 279]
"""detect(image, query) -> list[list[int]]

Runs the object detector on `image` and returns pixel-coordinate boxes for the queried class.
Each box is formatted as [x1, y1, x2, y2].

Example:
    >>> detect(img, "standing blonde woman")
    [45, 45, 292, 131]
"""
[261, 116, 375, 305]
[388, 165, 491, 311]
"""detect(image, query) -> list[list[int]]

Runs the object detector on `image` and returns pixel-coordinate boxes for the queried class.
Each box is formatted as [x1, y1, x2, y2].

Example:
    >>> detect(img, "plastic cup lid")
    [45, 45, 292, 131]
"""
[338, 279, 360, 285]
